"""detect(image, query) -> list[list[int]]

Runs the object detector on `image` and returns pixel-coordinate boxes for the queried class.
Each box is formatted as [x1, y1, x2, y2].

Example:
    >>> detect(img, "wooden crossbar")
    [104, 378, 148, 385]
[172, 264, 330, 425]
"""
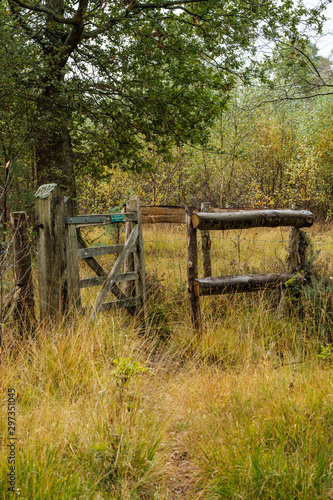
[192, 209, 313, 231]
[79, 272, 137, 289]
[77, 245, 123, 259]
[65, 212, 137, 227]
[197, 272, 306, 296]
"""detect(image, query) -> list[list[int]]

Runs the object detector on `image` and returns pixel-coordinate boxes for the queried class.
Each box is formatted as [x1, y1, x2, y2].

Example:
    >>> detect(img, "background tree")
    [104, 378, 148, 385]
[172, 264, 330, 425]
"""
[3, 0, 324, 198]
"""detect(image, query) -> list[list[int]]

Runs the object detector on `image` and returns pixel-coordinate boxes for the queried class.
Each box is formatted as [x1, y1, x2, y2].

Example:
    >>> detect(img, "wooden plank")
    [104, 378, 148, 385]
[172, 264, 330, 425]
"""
[65, 223, 81, 310]
[79, 272, 137, 289]
[197, 272, 306, 296]
[141, 206, 186, 224]
[186, 206, 202, 333]
[77, 245, 123, 259]
[77, 235, 136, 315]
[192, 209, 313, 231]
[123, 198, 136, 299]
[90, 225, 139, 319]
[200, 202, 212, 278]
[101, 297, 139, 311]
[81, 297, 140, 315]
[35, 184, 66, 322]
[65, 212, 137, 227]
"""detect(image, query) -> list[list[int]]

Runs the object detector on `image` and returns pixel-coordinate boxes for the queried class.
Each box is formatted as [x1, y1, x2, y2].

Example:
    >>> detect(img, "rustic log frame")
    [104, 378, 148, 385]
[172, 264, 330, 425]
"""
[186, 207, 314, 333]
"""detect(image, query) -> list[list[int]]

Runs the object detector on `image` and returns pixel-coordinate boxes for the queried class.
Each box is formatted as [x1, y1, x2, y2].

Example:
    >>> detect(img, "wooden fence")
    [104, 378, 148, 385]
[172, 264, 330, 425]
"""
[186, 204, 314, 332]
[0, 211, 35, 337]
[0, 196, 316, 337]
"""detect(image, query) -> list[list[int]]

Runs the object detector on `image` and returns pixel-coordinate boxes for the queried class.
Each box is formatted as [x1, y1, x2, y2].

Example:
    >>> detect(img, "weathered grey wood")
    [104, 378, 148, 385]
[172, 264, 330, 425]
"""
[192, 209, 313, 231]
[186, 206, 202, 333]
[101, 297, 139, 311]
[65, 223, 81, 310]
[79, 272, 137, 289]
[77, 238, 107, 277]
[140, 206, 186, 224]
[2, 286, 21, 318]
[197, 272, 306, 296]
[77, 235, 136, 315]
[201, 202, 212, 278]
[81, 297, 140, 315]
[10, 212, 35, 332]
[35, 184, 66, 322]
[132, 197, 148, 329]
[90, 225, 139, 319]
[65, 212, 137, 227]
[77, 245, 124, 259]
[123, 198, 136, 299]
[286, 228, 308, 272]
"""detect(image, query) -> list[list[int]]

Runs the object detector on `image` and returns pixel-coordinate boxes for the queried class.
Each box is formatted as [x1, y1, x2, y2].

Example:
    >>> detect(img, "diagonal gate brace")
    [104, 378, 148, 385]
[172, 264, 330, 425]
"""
[90, 224, 139, 320]
[77, 238, 135, 313]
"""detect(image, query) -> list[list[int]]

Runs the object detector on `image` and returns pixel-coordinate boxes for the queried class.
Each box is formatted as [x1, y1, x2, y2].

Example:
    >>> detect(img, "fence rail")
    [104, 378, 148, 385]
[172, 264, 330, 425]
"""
[3, 200, 333, 338]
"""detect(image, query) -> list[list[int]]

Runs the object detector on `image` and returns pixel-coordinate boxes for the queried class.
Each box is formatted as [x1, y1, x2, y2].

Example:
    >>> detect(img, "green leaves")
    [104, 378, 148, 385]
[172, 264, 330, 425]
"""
[0, 0, 328, 192]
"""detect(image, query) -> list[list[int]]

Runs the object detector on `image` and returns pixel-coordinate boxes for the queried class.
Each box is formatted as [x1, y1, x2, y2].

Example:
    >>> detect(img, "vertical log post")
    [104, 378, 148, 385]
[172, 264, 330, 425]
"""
[201, 202, 212, 278]
[186, 206, 202, 333]
[35, 184, 66, 323]
[286, 206, 308, 273]
[10, 211, 35, 334]
[132, 196, 148, 330]
[287, 226, 300, 272]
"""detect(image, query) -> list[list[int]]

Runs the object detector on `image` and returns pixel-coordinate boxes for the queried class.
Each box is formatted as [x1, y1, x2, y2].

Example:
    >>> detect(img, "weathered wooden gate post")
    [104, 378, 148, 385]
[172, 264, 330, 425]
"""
[286, 206, 308, 272]
[35, 184, 66, 323]
[201, 202, 212, 278]
[124, 196, 148, 328]
[186, 206, 202, 333]
[124, 197, 137, 299]
[10, 211, 36, 333]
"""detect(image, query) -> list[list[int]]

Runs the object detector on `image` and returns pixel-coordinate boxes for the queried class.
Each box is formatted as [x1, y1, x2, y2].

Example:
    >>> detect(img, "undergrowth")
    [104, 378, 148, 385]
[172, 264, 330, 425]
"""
[1, 226, 333, 498]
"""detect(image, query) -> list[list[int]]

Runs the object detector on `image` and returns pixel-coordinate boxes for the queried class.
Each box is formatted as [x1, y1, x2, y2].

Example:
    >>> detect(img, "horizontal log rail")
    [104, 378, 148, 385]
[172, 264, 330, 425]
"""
[197, 272, 307, 296]
[77, 245, 124, 259]
[139, 206, 249, 224]
[192, 209, 313, 231]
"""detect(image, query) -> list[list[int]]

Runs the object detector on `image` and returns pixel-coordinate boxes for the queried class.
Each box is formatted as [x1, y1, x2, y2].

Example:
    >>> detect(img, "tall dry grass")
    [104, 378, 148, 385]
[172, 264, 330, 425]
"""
[1, 225, 333, 498]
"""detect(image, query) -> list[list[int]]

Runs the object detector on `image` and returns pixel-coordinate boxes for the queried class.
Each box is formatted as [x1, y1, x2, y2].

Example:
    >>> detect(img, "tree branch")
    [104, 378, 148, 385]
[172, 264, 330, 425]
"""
[10, 0, 76, 24]
[280, 41, 325, 82]
[59, 0, 89, 66]
[133, 0, 207, 9]
[82, 0, 209, 39]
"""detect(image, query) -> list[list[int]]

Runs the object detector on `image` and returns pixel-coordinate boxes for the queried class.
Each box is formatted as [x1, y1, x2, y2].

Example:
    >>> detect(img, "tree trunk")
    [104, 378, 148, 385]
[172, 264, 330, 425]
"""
[35, 86, 76, 198]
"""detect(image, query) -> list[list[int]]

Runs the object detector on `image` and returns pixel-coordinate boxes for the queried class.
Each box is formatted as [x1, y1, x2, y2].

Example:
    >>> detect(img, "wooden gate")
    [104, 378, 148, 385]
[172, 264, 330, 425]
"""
[35, 184, 147, 326]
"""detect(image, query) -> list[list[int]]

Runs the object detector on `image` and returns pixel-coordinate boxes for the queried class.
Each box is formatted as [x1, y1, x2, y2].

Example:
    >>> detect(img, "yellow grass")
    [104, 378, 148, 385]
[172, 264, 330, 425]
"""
[1, 225, 333, 498]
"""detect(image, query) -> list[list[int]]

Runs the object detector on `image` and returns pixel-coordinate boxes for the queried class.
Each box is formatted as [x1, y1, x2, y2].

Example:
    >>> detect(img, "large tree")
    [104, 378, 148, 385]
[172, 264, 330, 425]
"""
[1, 0, 326, 197]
